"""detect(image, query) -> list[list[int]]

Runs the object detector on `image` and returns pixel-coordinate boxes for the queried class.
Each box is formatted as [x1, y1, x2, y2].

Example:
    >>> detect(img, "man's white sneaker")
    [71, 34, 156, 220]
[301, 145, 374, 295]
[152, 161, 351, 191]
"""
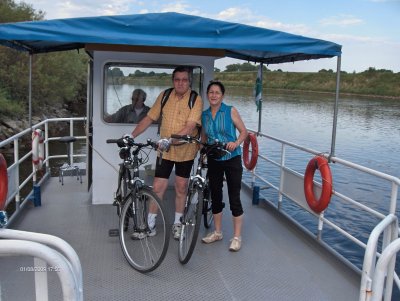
[202, 231, 223, 244]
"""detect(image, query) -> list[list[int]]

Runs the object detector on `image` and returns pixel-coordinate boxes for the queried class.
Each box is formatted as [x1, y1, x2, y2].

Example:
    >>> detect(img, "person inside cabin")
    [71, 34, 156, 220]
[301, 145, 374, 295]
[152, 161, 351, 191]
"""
[105, 88, 150, 123]
[130, 66, 203, 240]
[201, 80, 248, 252]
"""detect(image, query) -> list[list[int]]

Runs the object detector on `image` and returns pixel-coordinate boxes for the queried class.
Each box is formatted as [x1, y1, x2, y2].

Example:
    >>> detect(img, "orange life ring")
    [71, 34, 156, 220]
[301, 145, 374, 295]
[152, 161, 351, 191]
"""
[0, 153, 8, 211]
[32, 129, 44, 170]
[304, 156, 333, 213]
[243, 132, 258, 170]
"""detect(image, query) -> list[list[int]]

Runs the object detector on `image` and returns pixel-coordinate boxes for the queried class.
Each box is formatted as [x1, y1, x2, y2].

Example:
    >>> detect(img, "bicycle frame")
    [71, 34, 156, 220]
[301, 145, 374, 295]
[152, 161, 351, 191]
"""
[107, 137, 169, 273]
[172, 135, 228, 264]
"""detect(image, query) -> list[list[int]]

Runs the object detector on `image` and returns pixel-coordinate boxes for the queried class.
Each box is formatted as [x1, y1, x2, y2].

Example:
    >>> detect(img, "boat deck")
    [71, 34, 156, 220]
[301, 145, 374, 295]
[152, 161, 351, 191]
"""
[1, 175, 360, 300]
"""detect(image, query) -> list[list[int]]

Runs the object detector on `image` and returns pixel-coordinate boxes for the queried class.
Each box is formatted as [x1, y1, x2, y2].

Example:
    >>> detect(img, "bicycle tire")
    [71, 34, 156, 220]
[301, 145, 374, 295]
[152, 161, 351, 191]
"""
[178, 186, 203, 264]
[119, 166, 130, 231]
[119, 186, 169, 273]
[203, 179, 213, 229]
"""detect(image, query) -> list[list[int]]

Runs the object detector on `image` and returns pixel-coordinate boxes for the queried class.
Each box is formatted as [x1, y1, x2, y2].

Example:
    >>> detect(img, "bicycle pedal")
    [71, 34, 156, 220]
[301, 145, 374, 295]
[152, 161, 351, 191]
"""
[109, 229, 119, 237]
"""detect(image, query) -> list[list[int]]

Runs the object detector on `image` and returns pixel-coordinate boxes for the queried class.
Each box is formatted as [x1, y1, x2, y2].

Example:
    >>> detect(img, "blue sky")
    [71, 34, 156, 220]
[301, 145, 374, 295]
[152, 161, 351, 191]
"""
[26, 0, 400, 73]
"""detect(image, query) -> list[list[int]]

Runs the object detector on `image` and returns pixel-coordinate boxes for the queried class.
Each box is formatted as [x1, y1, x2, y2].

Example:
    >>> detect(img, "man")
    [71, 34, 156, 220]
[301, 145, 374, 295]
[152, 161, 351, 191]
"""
[105, 88, 149, 123]
[131, 66, 203, 239]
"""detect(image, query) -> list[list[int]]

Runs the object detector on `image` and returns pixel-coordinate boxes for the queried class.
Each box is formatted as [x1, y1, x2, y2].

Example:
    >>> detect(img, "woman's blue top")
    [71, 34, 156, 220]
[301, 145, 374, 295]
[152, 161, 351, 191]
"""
[201, 102, 241, 161]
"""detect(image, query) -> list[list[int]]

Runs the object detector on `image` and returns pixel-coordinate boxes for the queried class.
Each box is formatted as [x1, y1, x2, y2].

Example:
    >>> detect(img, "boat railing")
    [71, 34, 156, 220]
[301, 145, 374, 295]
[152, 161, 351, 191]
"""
[371, 237, 400, 301]
[0, 228, 83, 300]
[0, 117, 86, 225]
[244, 128, 400, 298]
[359, 214, 398, 301]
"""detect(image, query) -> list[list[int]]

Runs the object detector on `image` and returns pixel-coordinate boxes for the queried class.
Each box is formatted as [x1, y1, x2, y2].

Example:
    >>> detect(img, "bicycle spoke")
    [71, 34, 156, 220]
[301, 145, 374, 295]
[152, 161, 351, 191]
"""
[119, 187, 169, 273]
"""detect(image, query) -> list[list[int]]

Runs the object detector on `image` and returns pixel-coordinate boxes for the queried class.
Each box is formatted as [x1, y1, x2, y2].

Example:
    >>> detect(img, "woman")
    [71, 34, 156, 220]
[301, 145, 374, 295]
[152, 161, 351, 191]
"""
[201, 81, 248, 251]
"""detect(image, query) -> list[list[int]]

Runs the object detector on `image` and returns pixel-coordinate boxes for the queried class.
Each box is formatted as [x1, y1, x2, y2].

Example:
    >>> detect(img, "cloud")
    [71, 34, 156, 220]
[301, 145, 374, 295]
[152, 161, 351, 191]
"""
[214, 7, 310, 36]
[158, 0, 201, 15]
[34, 0, 139, 19]
[319, 15, 363, 27]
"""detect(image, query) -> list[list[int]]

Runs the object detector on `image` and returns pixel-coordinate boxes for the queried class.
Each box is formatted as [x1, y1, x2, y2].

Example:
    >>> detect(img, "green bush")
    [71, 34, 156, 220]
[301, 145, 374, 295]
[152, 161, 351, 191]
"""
[0, 89, 24, 117]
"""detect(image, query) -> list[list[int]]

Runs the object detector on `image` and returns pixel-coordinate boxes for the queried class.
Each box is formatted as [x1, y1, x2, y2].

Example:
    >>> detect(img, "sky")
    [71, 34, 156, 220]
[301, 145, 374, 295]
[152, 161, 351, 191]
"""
[22, 0, 400, 73]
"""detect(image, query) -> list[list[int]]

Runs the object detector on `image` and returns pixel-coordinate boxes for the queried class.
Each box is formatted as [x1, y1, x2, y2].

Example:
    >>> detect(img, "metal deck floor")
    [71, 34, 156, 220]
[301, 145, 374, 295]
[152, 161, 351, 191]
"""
[1, 176, 360, 300]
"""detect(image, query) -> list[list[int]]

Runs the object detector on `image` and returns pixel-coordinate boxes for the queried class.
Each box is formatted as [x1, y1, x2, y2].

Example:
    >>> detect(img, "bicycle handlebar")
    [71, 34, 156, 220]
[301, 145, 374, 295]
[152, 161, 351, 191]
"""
[170, 135, 230, 157]
[106, 137, 158, 150]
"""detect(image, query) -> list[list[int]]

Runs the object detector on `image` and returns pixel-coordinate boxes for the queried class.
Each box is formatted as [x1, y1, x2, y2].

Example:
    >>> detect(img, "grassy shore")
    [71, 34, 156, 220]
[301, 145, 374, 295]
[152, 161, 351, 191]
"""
[213, 70, 400, 99]
[123, 70, 400, 99]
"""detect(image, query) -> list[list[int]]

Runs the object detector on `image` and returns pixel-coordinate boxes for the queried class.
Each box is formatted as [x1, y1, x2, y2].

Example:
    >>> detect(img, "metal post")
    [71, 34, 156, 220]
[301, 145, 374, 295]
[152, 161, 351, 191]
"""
[45, 121, 49, 171]
[70, 120, 74, 165]
[29, 54, 32, 129]
[14, 139, 20, 211]
[257, 63, 263, 133]
[330, 56, 341, 159]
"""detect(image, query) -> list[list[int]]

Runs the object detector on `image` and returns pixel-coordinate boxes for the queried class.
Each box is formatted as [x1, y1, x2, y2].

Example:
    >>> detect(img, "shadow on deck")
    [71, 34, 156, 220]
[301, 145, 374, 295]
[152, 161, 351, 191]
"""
[1, 176, 360, 300]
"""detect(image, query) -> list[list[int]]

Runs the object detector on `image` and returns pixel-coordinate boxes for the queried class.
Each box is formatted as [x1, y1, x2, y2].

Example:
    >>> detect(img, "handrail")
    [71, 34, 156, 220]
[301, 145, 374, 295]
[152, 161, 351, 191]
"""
[0, 239, 82, 301]
[0, 228, 83, 293]
[371, 238, 400, 301]
[359, 214, 398, 301]
[249, 129, 400, 187]
[0, 117, 86, 148]
[0, 117, 86, 224]
[244, 127, 400, 297]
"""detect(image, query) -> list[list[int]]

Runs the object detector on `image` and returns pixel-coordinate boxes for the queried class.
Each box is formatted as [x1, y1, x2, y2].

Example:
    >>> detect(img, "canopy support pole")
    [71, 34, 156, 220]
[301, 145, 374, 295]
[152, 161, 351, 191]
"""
[329, 56, 341, 159]
[257, 63, 263, 133]
[29, 53, 32, 129]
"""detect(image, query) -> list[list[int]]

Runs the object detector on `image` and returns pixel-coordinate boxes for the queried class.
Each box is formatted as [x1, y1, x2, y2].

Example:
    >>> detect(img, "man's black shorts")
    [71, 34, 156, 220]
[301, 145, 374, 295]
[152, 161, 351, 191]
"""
[154, 159, 194, 179]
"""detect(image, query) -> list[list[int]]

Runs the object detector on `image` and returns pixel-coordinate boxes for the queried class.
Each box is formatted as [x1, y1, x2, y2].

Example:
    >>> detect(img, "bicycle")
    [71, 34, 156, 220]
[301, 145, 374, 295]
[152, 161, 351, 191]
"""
[107, 136, 169, 273]
[170, 134, 228, 264]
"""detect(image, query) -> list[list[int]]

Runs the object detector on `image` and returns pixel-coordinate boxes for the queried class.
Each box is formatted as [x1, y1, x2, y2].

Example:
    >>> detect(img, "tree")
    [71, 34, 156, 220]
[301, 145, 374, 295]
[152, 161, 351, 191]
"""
[0, 0, 44, 23]
[240, 62, 257, 71]
[224, 62, 265, 72]
[0, 0, 88, 118]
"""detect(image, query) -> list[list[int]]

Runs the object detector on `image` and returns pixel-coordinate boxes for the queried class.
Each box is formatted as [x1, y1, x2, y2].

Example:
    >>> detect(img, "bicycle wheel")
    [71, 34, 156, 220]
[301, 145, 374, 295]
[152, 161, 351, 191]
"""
[178, 185, 203, 264]
[119, 186, 169, 273]
[203, 179, 213, 228]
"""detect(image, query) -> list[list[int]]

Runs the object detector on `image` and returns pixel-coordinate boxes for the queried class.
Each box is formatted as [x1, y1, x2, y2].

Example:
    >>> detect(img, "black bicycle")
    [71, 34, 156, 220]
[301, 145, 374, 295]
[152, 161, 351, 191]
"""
[107, 136, 169, 273]
[170, 134, 228, 264]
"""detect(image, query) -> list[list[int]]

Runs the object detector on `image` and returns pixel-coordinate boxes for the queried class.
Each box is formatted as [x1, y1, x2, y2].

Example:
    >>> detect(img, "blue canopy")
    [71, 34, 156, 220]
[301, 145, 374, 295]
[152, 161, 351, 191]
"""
[0, 12, 341, 64]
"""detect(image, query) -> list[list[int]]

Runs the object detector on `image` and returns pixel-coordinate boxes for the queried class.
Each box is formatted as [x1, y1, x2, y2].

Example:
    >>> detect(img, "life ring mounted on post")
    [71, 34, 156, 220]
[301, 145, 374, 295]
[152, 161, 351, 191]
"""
[303, 156, 333, 214]
[32, 129, 45, 170]
[0, 153, 8, 211]
[243, 132, 258, 170]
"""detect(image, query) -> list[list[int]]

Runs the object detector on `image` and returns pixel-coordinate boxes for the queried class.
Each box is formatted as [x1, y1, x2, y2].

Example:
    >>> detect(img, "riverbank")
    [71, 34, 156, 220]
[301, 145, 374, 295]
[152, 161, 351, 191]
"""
[215, 70, 400, 99]
[0, 97, 85, 151]
[261, 87, 400, 100]
[122, 69, 400, 99]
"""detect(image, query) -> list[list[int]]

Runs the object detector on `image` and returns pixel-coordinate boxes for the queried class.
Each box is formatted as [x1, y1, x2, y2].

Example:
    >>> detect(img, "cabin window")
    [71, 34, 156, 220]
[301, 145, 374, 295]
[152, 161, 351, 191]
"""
[103, 64, 203, 124]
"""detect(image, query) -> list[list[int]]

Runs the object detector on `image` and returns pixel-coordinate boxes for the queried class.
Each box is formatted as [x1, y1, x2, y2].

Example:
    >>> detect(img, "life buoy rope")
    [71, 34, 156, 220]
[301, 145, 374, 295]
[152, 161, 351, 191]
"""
[304, 156, 333, 213]
[0, 153, 8, 211]
[243, 132, 258, 170]
[32, 129, 45, 170]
